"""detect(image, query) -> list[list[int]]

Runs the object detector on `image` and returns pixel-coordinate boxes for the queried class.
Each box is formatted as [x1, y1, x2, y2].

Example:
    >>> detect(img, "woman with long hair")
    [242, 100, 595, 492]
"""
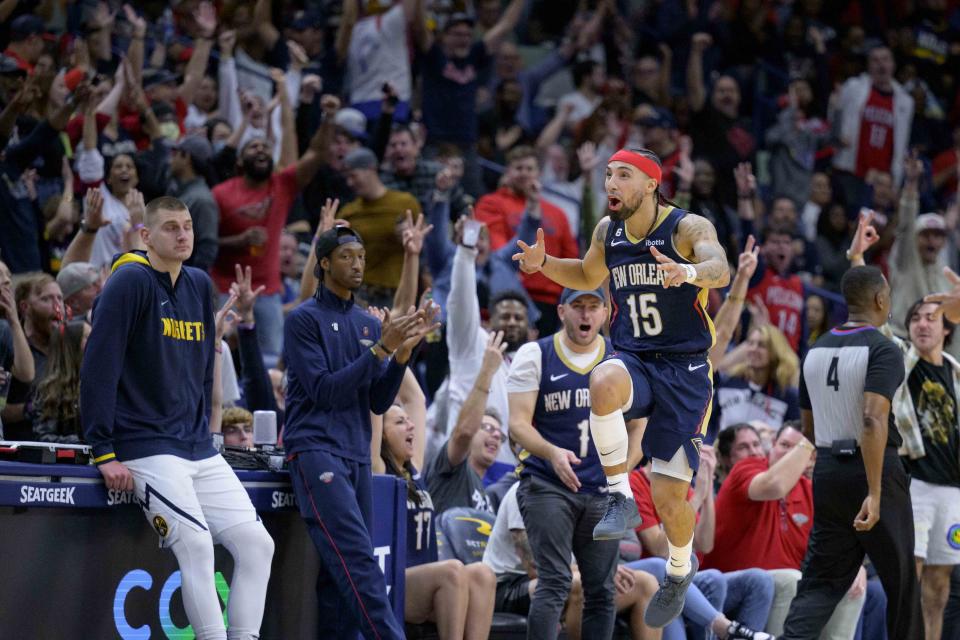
[380, 402, 496, 639]
[30, 320, 90, 443]
[803, 294, 832, 356]
[716, 323, 800, 431]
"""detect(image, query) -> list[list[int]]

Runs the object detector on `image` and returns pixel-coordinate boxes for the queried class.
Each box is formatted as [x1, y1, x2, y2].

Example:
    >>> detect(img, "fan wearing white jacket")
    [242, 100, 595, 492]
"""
[831, 46, 914, 187]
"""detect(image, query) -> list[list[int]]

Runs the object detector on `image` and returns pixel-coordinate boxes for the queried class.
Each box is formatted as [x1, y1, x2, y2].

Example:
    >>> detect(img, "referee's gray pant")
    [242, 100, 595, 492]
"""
[516, 474, 619, 640]
[782, 447, 923, 640]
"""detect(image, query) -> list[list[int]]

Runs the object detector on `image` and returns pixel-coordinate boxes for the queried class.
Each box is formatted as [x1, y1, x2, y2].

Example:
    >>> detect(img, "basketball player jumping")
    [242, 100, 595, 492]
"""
[513, 148, 729, 627]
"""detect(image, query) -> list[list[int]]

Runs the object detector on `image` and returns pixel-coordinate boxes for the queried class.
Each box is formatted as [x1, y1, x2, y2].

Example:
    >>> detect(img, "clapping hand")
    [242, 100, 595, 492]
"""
[394, 293, 441, 364]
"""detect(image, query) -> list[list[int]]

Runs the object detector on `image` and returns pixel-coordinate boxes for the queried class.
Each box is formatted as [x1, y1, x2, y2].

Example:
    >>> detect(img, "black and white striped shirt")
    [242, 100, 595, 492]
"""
[799, 325, 905, 448]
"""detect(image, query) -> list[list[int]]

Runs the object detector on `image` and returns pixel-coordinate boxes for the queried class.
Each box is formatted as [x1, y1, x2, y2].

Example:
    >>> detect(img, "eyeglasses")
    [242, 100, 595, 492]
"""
[480, 422, 506, 442]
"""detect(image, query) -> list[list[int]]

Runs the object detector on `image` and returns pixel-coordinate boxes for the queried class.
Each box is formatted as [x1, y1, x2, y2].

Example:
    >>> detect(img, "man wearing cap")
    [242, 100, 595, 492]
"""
[211, 119, 328, 361]
[338, 147, 421, 309]
[634, 105, 681, 198]
[57, 262, 101, 320]
[284, 226, 433, 640]
[889, 156, 960, 358]
[170, 135, 219, 271]
[337, 0, 415, 122]
[416, 0, 526, 196]
[3, 15, 50, 73]
[506, 286, 625, 639]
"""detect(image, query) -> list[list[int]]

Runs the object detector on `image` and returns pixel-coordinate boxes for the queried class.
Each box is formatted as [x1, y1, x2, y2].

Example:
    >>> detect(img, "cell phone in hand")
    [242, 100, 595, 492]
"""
[462, 219, 483, 248]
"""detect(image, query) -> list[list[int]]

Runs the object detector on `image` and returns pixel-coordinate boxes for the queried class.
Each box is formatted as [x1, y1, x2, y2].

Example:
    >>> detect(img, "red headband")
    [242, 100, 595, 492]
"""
[608, 150, 662, 184]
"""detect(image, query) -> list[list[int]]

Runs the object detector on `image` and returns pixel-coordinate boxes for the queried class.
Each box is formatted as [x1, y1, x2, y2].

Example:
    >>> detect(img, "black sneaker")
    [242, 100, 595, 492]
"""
[727, 621, 776, 639]
[643, 554, 699, 628]
[592, 493, 643, 540]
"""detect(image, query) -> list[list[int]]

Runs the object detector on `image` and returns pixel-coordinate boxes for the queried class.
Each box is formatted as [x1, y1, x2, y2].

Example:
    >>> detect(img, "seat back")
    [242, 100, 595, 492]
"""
[436, 507, 496, 565]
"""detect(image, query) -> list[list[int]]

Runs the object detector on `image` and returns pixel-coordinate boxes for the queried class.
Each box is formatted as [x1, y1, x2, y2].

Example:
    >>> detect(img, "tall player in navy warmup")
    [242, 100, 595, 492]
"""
[513, 148, 730, 628]
[283, 226, 435, 640]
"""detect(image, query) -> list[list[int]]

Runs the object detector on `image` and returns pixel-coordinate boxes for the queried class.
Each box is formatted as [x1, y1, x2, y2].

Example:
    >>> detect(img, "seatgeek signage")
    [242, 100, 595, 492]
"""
[0, 463, 406, 639]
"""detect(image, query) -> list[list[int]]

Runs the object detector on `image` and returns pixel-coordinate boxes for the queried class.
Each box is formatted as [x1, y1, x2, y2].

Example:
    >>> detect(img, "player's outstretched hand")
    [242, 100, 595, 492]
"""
[99, 460, 134, 492]
[513, 228, 546, 274]
[853, 493, 880, 532]
[549, 446, 581, 492]
[650, 246, 693, 288]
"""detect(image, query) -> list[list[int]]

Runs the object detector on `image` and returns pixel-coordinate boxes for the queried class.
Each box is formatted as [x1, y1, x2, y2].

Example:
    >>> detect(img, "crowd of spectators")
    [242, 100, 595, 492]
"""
[2, 0, 960, 637]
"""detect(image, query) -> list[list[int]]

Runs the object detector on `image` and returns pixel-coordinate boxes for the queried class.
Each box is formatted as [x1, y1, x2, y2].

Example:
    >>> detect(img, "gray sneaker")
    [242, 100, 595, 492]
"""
[643, 554, 699, 628]
[592, 493, 643, 540]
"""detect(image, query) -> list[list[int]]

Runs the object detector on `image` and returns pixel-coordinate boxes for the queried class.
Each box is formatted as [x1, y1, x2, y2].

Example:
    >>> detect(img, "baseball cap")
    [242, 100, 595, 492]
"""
[315, 227, 364, 261]
[143, 68, 180, 89]
[10, 15, 54, 41]
[343, 147, 378, 171]
[334, 108, 368, 141]
[560, 287, 606, 305]
[636, 107, 677, 130]
[916, 213, 947, 234]
[290, 9, 324, 31]
[443, 12, 476, 31]
[57, 262, 99, 299]
[175, 134, 213, 168]
[0, 55, 26, 77]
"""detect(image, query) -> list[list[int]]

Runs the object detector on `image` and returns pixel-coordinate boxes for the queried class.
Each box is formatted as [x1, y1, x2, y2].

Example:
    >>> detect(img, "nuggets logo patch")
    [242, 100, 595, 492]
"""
[691, 437, 703, 455]
[947, 524, 960, 550]
[153, 515, 169, 538]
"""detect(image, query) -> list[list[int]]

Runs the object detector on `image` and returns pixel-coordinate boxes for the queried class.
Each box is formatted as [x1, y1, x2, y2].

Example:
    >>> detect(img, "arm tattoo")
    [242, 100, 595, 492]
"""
[593, 218, 610, 247]
[681, 215, 731, 289]
[511, 529, 537, 577]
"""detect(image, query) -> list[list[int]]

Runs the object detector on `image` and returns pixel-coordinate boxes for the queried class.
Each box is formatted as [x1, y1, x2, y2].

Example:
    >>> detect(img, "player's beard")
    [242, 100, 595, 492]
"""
[608, 192, 643, 221]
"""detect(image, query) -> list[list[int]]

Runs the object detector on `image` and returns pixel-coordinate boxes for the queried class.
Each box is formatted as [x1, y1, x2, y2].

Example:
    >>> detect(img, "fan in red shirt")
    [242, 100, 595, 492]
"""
[854, 87, 895, 178]
[704, 423, 814, 573]
[210, 106, 330, 357]
[474, 145, 578, 332]
[748, 226, 805, 352]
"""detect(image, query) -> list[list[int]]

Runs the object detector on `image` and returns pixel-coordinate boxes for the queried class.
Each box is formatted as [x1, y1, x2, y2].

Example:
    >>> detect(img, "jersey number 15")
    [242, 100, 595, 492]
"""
[626, 293, 663, 337]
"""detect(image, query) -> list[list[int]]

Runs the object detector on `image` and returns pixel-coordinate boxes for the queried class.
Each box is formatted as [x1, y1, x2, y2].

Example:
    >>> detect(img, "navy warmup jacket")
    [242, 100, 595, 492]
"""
[81, 252, 217, 465]
[283, 285, 407, 461]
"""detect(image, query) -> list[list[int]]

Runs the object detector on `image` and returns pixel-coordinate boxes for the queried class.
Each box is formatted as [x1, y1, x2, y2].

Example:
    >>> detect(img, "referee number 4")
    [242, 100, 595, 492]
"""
[826, 356, 840, 391]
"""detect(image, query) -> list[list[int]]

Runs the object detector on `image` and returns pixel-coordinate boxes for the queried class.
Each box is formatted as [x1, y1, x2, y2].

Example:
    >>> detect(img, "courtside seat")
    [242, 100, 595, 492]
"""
[436, 508, 528, 638]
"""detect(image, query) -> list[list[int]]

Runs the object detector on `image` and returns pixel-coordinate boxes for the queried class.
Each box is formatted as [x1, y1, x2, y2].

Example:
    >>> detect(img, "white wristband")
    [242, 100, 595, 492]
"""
[682, 263, 698, 284]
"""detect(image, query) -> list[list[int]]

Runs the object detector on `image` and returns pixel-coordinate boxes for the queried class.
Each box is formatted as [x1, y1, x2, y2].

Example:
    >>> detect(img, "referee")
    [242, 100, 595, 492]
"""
[781, 266, 922, 639]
